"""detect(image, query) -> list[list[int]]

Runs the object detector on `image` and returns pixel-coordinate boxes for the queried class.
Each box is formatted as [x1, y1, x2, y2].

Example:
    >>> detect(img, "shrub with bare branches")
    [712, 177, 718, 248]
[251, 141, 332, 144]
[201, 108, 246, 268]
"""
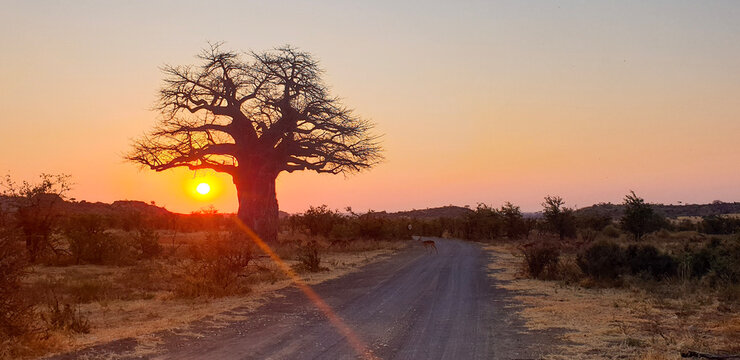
[175, 231, 254, 298]
[0, 216, 33, 339]
[521, 242, 560, 279]
[2, 174, 71, 262]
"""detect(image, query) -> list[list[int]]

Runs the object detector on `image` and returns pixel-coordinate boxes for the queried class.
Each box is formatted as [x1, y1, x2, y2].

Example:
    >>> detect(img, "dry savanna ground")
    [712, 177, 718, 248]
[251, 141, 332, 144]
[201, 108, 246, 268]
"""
[487, 235, 740, 359]
[7, 231, 406, 360]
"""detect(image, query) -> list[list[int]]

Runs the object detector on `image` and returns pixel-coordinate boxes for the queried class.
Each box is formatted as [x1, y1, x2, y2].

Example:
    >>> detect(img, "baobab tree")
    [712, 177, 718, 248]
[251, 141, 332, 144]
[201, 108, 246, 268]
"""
[127, 44, 382, 242]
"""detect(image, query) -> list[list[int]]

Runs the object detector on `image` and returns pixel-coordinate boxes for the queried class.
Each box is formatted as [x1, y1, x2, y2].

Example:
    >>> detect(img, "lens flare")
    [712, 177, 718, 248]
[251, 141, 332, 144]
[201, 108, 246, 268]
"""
[231, 218, 377, 360]
[196, 182, 210, 195]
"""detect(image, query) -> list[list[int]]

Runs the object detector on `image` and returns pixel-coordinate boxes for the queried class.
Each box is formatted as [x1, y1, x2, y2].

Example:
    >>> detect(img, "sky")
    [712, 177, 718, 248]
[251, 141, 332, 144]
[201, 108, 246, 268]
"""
[1, 0, 739, 214]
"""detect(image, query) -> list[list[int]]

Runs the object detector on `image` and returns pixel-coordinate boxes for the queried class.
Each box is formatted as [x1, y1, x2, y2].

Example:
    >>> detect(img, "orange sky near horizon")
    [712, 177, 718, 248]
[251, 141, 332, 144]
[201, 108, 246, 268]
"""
[1, 1, 739, 214]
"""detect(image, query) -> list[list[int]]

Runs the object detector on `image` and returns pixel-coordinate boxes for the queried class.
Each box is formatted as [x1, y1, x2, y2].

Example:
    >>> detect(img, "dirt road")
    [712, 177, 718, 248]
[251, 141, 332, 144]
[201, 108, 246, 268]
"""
[51, 238, 556, 359]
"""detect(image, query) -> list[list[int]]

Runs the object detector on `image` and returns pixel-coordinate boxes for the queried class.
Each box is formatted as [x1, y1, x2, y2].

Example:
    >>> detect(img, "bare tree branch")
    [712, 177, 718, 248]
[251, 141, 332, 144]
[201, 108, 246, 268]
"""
[128, 43, 382, 179]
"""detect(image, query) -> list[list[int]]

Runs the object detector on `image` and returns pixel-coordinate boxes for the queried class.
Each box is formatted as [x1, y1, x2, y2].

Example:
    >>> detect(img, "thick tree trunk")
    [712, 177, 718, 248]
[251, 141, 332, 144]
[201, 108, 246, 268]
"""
[235, 170, 279, 243]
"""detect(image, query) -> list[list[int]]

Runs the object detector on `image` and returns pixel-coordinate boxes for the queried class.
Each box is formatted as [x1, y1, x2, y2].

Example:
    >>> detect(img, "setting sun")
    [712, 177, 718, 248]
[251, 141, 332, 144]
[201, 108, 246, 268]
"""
[196, 182, 211, 195]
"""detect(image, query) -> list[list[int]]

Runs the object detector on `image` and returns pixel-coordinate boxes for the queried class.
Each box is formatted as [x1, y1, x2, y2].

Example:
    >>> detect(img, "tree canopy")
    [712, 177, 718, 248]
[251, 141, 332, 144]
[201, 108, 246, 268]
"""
[128, 43, 382, 177]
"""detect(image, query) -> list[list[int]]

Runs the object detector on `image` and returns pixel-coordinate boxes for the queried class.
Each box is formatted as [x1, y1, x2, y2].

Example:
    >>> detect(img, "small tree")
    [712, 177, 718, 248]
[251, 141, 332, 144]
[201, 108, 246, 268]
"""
[500, 202, 528, 239]
[301, 205, 341, 237]
[577, 240, 625, 281]
[542, 195, 577, 240]
[620, 191, 663, 240]
[464, 204, 502, 240]
[2, 174, 71, 262]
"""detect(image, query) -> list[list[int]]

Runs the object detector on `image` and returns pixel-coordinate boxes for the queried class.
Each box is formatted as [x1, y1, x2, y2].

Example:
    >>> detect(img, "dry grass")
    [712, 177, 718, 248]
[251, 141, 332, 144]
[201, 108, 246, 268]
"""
[486, 243, 740, 359]
[6, 234, 406, 360]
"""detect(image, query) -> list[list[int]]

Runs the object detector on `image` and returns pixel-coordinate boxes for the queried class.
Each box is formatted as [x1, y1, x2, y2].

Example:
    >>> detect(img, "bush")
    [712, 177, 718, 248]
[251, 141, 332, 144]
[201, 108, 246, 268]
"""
[297, 240, 322, 272]
[176, 231, 254, 298]
[522, 242, 560, 279]
[63, 215, 134, 265]
[577, 214, 613, 242]
[542, 196, 577, 240]
[699, 215, 740, 235]
[41, 296, 90, 334]
[625, 244, 677, 279]
[577, 214, 612, 232]
[302, 205, 342, 237]
[328, 222, 355, 241]
[675, 219, 697, 232]
[133, 227, 161, 259]
[577, 240, 625, 280]
[0, 225, 34, 338]
[66, 279, 115, 304]
[552, 257, 585, 284]
[602, 224, 621, 238]
[463, 204, 503, 240]
[686, 237, 740, 284]
[500, 202, 529, 239]
[2, 174, 72, 262]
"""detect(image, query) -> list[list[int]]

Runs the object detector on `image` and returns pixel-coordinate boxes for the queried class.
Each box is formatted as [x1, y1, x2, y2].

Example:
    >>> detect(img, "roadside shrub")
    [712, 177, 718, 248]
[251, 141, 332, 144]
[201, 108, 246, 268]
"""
[602, 224, 621, 238]
[328, 222, 355, 240]
[625, 244, 677, 279]
[577, 240, 625, 280]
[176, 258, 245, 298]
[522, 242, 560, 279]
[176, 231, 254, 298]
[302, 205, 342, 237]
[687, 237, 740, 284]
[578, 229, 599, 243]
[552, 257, 585, 284]
[542, 196, 577, 240]
[66, 279, 115, 304]
[699, 215, 740, 235]
[675, 219, 697, 232]
[718, 284, 740, 304]
[2, 174, 72, 262]
[354, 212, 391, 239]
[463, 204, 503, 240]
[133, 227, 161, 259]
[500, 202, 529, 239]
[41, 297, 90, 334]
[64, 215, 135, 265]
[0, 225, 34, 338]
[577, 214, 612, 232]
[297, 240, 322, 272]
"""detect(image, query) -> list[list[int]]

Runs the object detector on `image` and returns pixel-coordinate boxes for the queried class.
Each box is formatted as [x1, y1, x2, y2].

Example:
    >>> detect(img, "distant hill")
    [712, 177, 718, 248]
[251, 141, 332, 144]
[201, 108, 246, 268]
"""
[1, 194, 293, 220]
[5, 194, 737, 222]
[63, 199, 172, 217]
[576, 201, 740, 219]
[374, 206, 474, 219]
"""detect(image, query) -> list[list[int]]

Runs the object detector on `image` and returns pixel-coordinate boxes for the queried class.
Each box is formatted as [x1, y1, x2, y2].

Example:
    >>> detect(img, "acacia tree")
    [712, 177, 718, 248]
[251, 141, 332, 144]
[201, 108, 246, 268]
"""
[127, 44, 382, 242]
[542, 195, 577, 240]
[620, 191, 664, 240]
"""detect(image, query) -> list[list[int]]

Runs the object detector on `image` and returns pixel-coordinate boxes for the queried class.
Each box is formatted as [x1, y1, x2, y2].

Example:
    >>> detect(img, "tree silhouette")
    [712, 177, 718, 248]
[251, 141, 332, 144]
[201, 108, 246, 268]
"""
[620, 191, 664, 240]
[127, 44, 382, 242]
[541, 195, 577, 240]
[2, 174, 71, 261]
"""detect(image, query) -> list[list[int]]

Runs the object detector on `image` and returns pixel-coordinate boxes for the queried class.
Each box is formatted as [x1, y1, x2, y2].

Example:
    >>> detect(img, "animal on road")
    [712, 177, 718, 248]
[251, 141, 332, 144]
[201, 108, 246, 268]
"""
[422, 240, 438, 254]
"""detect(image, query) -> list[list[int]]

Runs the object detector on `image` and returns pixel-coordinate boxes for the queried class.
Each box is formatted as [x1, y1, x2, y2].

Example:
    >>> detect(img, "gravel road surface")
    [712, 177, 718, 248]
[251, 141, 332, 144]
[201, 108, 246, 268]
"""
[50, 238, 556, 360]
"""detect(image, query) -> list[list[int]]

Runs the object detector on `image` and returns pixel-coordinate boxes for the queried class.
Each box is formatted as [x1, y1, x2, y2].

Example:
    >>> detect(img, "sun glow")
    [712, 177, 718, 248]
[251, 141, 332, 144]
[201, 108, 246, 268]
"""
[196, 182, 211, 195]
